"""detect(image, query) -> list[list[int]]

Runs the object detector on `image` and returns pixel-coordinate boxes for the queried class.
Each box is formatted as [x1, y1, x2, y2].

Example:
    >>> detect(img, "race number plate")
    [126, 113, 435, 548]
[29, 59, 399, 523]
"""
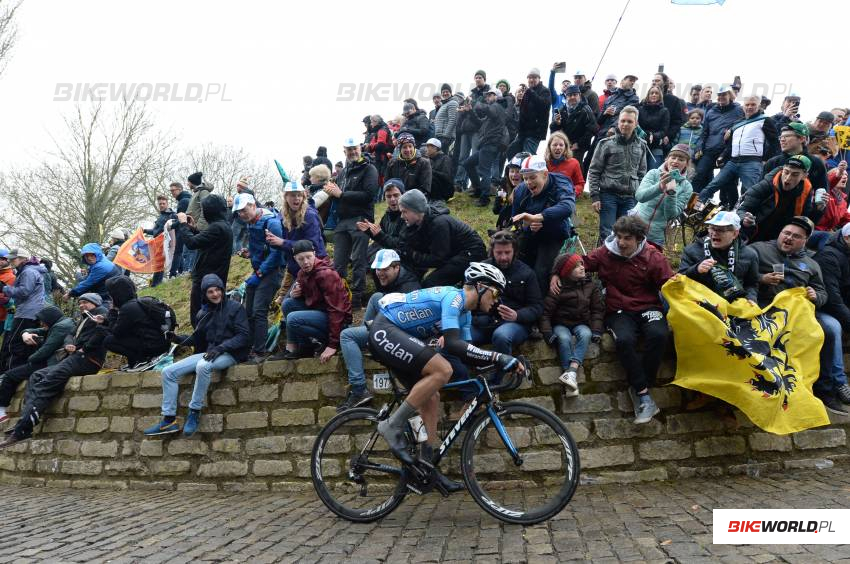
[372, 373, 391, 390]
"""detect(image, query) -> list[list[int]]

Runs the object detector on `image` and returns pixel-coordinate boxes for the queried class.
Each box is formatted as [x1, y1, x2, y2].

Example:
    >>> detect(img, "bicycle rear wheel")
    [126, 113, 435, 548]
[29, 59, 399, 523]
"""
[311, 407, 408, 522]
[460, 401, 580, 524]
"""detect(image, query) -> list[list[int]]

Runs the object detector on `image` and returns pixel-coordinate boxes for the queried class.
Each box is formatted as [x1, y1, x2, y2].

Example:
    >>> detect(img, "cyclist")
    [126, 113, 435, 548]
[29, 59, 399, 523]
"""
[368, 262, 520, 469]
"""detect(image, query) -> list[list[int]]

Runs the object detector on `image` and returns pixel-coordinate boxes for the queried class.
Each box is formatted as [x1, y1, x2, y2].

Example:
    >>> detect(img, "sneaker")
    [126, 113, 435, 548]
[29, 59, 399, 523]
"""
[822, 395, 849, 416]
[143, 418, 180, 436]
[337, 389, 373, 413]
[183, 409, 201, 437]
[559, 370, 579, 397]
[244, 353, 268, 365]
[836, 383, 850, 405]
[634, 394, 660, 424]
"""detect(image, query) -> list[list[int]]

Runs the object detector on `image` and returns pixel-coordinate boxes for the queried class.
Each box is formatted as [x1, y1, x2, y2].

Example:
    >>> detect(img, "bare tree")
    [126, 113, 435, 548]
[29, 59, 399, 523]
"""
[184, 143, 281, 205]
[0, 99, 171, 282]
[0, 0, 21, 78]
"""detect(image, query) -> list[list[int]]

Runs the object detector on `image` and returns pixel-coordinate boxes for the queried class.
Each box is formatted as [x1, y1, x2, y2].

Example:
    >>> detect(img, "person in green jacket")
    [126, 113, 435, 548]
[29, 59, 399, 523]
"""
[0, 305, 75, 423]
[632, 144, 694, 247]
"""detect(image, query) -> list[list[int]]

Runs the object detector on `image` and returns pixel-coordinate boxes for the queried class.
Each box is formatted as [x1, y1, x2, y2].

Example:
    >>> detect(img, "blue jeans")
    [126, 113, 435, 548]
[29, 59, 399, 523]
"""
[698, 160, 762, 205]
[283, 297, 329, 347]
[161, 352, 236, 415]
[814, 311, 848, 397]
[463, 144, 501, 199]
[553, 324, 592, 369]
[691, 148, 722, 193]
[169, 234, 184, 277]
[338, 293, 383, 391]
[470, 322, 529, 355]
[598, 192, 636, 243]
[245, 269, 284, 353]
[807, 231, 831, 252]
[507, 135, 542, 160]
[454, 132, 480, 185]
[182, 248, 198, 273]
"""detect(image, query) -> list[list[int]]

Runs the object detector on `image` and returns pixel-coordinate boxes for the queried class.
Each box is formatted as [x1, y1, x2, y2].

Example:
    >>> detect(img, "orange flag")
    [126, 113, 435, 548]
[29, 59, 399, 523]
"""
[112, 228, 165, 274]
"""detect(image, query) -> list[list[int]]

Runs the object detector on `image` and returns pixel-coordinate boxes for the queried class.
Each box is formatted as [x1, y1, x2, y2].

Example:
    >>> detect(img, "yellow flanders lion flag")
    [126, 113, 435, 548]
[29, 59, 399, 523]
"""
[662, 275, 829, 435]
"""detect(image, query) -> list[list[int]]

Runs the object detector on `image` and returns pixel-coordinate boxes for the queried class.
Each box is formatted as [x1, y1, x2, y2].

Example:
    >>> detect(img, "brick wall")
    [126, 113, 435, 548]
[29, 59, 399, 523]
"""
[0, 337, 848, 492]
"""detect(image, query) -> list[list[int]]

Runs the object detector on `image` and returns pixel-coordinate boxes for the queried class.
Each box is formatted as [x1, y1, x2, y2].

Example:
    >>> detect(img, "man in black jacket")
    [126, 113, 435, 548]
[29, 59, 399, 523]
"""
[385, 133, 432, 196]
[145, 274, 250, 437]
[176, 194, 232, 326]
[507, 68, 551, 159]
[103, 276, 170, 368]
[146, 194, 177, 287]
[325, 137, 379, 307]
[0, 305, 74, 424]
[169, 182, 192, 277]
[397, 189, 486, 286]
[425, 139, 453, 202]
[464, 89, 507, 206]
[398, 103, 431, 147]
[0, 293, 109, 448]
[813, 225, 850, 407]
[550, 85, 598, 166]
[471, 231, 543, 362]
[453, 71, 490, 190]
[358, 179, 406, 264]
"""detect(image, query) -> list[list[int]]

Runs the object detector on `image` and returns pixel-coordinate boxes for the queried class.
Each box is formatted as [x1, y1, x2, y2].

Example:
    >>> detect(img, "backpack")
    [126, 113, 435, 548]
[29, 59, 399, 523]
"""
[138, 296, 177, 334]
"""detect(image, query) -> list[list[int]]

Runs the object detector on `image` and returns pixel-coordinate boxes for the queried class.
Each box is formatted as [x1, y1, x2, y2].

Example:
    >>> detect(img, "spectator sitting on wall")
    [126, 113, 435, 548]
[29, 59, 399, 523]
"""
[102, 276, 170, 369]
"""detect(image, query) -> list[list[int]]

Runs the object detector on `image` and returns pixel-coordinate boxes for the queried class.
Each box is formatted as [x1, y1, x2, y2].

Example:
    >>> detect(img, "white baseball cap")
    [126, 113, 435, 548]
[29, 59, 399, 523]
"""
[283, 180, 303, 192]
[371, 249, 401, 269]
[425, 138, 441, 149]
[232, 193, 256, 211]
[705, 210, 741, 230]
[343, 136, 360, 148]
[520, 155, 548, 174]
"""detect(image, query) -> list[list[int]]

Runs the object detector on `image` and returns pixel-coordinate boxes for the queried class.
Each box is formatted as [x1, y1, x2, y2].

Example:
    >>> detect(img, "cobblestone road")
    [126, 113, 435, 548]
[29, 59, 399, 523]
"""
[1, 467, 849, 563]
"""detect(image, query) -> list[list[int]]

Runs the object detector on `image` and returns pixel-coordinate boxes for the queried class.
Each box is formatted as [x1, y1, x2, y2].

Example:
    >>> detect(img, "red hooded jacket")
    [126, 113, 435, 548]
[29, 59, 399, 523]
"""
[295, 257, 352, 348]
[816, 169, 850, 232]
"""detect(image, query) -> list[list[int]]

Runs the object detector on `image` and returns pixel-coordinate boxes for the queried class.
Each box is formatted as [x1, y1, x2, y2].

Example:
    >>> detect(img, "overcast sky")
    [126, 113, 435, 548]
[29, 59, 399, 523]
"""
[0, 0, 842, 182]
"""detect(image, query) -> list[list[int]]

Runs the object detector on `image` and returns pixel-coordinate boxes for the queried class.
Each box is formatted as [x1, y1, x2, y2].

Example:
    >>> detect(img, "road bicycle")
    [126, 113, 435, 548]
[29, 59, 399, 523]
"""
[311, 357, 580, 524]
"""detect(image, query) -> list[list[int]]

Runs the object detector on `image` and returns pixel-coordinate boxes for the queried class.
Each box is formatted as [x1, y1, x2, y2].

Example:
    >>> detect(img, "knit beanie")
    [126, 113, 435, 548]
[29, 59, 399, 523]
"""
[558, 254, 583, 279]
[474, 70, 486, 81]
[187, 171, 203, 186]
[440, 83, 452, 94]
[399, 189, 428, 214]
[78, 293, 103, 307]
[496, 79, 510, 91]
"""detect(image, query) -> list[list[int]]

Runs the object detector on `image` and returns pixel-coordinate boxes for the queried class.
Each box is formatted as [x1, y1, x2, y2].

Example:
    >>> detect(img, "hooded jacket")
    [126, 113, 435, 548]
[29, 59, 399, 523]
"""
[460, 84, 491, 134]
[749, 240, 827, 308]
[385, 152, 433, 196]
[2, 261, 47, 320]
[69, 243, 121, 302]
[598, 87, 640, 132]
[582, 235, 674, 313]
[434, 94, 462, 140]
[245, 207, 284, 275]
[517, 82, 552, 139]
[814, 233, 850, 330]
[473, 257, 543, 329]
[511, 172, 576, 241]
[427, 150, 454, 202]
[679, 238, 760, 302]
[474, 98, 508, 148]
[66, 304, 110, 363]
[550, 99, 597, 153]
[737, 171, 823, 242]
[0, 266, 15, 322]
[105, 276, 168, 351]
[313, 146, 334, 171]
[27, 306, 75, 366]
[539, 268, 604, 334]
[633, 165, 694, 245]
[295, 257, 352, 349]
[637, 101, 670, 150]
[277, 205, 328, 276]
[338, 157, 378, 222]
[144, 207, 177, 237]
[365, 121, 393, 174]
[178, 194, 233, 283]
[174, 190, 192, 214]
[816, 177, 850, 232]
[588, 132, 649, 201]
[184, 274, 251, 361]
[699, 102, 744, 154]
[399, 204, 486, 274]
[186, 184, 213, 231]
[398, 109, 431, 146]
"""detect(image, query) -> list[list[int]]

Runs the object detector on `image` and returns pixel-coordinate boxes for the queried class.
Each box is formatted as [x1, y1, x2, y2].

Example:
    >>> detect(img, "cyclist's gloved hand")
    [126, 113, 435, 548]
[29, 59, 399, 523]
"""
[543, 331, 557, 346]
[495, 353, 520, 373]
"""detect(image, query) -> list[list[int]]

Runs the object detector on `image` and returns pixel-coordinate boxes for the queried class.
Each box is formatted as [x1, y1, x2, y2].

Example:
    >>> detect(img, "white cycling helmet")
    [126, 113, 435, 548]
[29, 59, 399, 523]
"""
[464, 262, 506, 291]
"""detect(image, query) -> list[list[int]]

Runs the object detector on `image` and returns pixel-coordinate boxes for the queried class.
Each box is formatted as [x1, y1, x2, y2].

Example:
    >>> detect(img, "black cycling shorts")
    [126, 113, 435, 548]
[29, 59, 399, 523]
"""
[368, 314, 437, 389]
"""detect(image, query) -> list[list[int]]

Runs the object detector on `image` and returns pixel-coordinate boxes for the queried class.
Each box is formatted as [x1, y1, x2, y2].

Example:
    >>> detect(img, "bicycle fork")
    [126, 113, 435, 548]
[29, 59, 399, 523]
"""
[487, 406, 523, 467]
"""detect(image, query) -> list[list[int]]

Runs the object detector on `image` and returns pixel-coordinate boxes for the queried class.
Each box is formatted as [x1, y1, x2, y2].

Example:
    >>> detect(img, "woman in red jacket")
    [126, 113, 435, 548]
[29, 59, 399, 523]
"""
[277, 240, 352, 362]
[811, 165, 850, 250]
[545, 131, 585, 196]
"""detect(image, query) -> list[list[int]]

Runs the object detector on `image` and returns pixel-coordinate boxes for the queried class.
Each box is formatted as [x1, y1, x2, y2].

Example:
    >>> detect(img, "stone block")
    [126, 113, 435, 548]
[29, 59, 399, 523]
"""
[225, 364, 259, 382]
[109, 372, 141, 388]
[16, 458, 34, 471]
[76, 417, 110, 434]
[80, 441, 119, 457]
[565, 422, 591, 443]
[139, 440, 163, 457]
[30, 439, 54, 455]
[199, 414, 223, 433]
[792, 429, 846, 450]
[68, 395, 100, 412]
[638, 440, 692, 461]
[132, 393, 163, 409]
[561, 393, 612, 414]
[102, 394, 130, 410]
[226, 411, 268, 430]
[263, 360, 294, 379]
[61, 460, 103, 476]
[287, 435, 319, 453]
[70, 480, 128, 490]
[296, 457, 337, 478]
[676, 466, 724, 479]
[109, 416, 135, 434]
[318, 406, 338, 425]
[271, 408, 315, 427]
[81, 373, 110, 391]
[211, 438, 241, 453]
[617, 386, 682, 412]
[522, 340, 557, 362]
[727, 462, 782, 476]
[149, 460, 191, 476]
[178, 389, 193, 407]
[46, 398, 67, 415]
[521, 396, 557, 412]
[222, 482, 269, 492]
[589, 362, 626, 383]
[589, 467, 669, 484]
[105, 460, 148, 476]
[319, 376, 346, 398]
[211, 388, 237, 406]
[784, 458, 833, 470]
[239, 384, 280, 403]
[749, 433, 792, 452]
[168, 440, 209, 456]
[270, 481, 312, 493]
[36, 458, 61, 474]
[56, 439, 81, 456]
[197, 461, 248, 478]
[139, 371, 162, 388]
[176, 482, 218, 492]
[128, 481, 174, 491]
[282, 381, 319, 402]
[0, 458, 16, 471]
[295, 356, 338, 375]
[600, 333, 616, 352]
[537, 366, 585, 386]
[665, 413, 726, 435]
[245, 436, 288, 455]
[694, 436, 746, 458]
[66, 376, 83, 391]
[594, 418, 662, 440]
[521, 450, 564, 471]
[121, 441, 134, 456]
[580, 445, 634, 469]
[583, 342, 601, 361]
[253, 459, 294, 476]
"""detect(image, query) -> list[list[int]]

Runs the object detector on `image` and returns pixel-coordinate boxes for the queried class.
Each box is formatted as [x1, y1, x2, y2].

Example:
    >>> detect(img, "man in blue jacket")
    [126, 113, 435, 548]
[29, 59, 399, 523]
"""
[65, 243, 121, 307]
[234, 193, 283, 363]
[511, 155, 576, 294]
[692, 85, 744, 193]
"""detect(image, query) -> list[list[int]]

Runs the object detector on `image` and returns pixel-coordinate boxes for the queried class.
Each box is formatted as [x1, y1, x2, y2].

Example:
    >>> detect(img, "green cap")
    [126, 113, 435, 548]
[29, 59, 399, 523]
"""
[782, 122, 810, 138]
[785, 155, 812, 172]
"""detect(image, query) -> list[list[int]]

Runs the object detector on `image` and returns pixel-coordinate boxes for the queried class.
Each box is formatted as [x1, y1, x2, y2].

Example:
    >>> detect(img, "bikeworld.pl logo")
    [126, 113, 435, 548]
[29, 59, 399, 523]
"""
[53, 83, 233, 103]
[714, 509, 847, 544]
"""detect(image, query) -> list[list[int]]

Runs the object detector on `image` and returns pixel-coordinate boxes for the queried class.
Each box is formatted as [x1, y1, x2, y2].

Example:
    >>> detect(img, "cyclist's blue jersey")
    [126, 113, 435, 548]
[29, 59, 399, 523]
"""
[377, 286, 472, 340]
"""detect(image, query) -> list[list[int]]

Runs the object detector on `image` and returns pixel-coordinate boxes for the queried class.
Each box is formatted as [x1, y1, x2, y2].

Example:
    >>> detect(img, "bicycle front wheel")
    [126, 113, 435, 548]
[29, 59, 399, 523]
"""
[311, 407, 408, 522]
[460, 401, 580, 524]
